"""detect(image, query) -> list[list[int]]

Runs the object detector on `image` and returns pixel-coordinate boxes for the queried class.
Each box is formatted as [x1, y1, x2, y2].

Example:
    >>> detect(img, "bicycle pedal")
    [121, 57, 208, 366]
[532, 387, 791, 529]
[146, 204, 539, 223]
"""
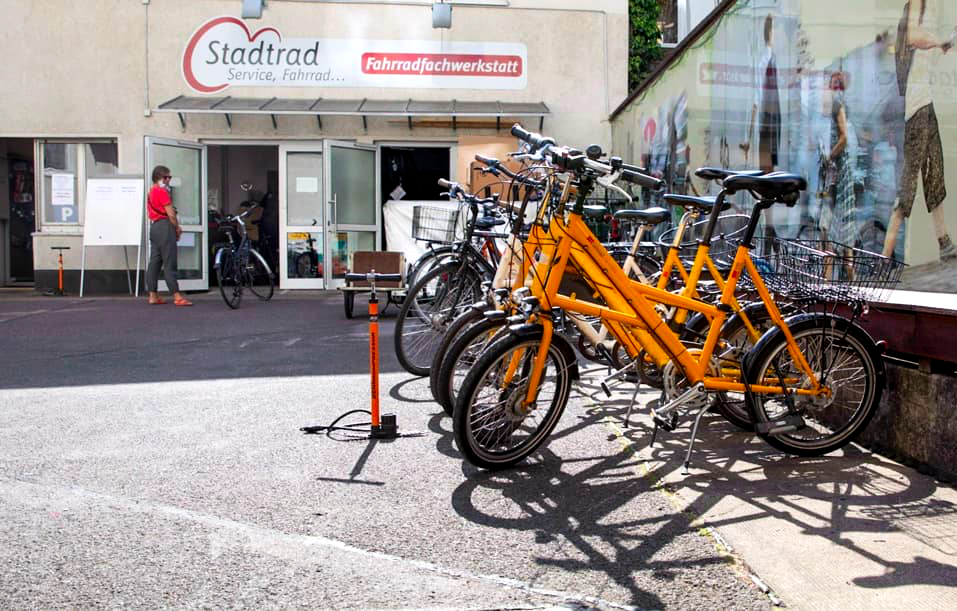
[755, 414, 806, 435]
[652, 411, 678, 432]
[600, 382, 612, 397]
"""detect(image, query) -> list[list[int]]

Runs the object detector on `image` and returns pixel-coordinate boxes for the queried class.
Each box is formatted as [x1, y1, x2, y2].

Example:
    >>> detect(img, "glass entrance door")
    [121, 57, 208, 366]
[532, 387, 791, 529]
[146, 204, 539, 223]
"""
[324, 140, 377, 289]
[145, 137, 208, 291]
[279, 144, 325, 288]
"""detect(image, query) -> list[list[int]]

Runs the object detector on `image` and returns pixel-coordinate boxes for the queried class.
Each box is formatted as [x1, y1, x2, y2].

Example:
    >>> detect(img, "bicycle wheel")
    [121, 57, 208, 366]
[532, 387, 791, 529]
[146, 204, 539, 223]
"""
[246, 248, 275, 301]
[406, 245, 457, 289]
[435, 316, 509, 416]
[453, 328, 573, 470]
[429, 306, 486, 405]
[216, 251, 242, 309]
[744, 315, 883, 456]
[393, 262, 483, 376]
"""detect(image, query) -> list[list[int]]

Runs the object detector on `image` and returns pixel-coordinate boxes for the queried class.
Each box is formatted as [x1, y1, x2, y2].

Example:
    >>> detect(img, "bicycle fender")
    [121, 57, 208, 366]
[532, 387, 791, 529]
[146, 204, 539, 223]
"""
[213, 247, 226, 269]
[506, 323, 579, 381]
[743, 313, 886, 380]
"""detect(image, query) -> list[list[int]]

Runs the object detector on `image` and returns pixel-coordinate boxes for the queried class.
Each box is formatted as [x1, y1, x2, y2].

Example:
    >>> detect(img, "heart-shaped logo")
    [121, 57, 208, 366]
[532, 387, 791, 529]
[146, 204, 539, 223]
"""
[182, 16, 282, 93]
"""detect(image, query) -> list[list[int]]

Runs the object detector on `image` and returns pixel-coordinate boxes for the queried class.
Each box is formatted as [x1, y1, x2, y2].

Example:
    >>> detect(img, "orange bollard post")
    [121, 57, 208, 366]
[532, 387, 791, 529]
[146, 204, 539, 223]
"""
[50, 246, 70, 296]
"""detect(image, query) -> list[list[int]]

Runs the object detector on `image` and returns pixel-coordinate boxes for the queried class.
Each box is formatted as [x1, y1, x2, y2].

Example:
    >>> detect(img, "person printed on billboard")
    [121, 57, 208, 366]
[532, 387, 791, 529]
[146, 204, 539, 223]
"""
[818, 71, 859, 247]
[741, 13, 781, 172]
[883, 0, 956, 261]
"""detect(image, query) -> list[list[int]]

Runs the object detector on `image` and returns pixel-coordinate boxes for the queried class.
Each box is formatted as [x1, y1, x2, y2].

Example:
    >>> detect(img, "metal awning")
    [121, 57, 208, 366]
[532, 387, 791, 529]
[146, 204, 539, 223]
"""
[155, 96, 549, 131]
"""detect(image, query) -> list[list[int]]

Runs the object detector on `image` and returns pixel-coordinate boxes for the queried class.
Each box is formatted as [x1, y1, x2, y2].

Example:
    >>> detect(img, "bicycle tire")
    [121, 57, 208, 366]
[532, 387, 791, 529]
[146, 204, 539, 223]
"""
[406, 245, 457, 289]
[435, 315, 509, 416]
[429, 306, 486, 405]
[216, 250, 242, 309]
[744, 314, 884, 456]
[246, 248, 275, 301]
[453, 328, 572, 470]
[393, 262, 483, 376]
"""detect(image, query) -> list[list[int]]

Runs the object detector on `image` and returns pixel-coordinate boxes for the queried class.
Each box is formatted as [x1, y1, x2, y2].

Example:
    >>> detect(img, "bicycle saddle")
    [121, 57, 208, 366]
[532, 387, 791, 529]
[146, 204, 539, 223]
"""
[613, 206, 670, 225]
[694, 167, 765, 181]
[723, 172, 807, 203]
[661, 194, 731, 213]
[475, 216, 506, 230]
[583, 204, 608, 219]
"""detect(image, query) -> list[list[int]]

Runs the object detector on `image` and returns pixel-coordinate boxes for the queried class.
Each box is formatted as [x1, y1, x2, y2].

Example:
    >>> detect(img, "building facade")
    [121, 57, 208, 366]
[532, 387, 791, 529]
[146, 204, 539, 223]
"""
[611, 0, 957, 294]
[0, 0, 627, 293]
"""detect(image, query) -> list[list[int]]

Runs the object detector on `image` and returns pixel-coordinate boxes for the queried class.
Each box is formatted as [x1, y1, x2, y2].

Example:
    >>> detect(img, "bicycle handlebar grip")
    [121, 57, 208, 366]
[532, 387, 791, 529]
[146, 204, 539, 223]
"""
[620, 169, 665, 191]
[437, 178, 453, 189]
[474, 154, 497, 167]
[620, 162, 649, 175]
[510, 123, 533, 142]
[509, 123, 554, 150]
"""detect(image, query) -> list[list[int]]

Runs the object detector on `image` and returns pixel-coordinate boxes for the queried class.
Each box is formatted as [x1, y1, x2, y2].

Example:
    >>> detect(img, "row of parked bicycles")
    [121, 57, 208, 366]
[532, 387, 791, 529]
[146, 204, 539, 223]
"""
[392, 124, 904, 473]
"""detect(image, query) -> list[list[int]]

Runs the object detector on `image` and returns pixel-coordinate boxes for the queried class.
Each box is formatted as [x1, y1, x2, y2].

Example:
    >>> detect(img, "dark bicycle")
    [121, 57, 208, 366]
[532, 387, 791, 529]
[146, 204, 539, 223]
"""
[213, 204, 275, 309]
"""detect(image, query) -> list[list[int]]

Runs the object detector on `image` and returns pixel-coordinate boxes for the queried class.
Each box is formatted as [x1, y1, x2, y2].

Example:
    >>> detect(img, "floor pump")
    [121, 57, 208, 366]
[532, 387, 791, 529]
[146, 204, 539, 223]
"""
[301, 270, 403, 439]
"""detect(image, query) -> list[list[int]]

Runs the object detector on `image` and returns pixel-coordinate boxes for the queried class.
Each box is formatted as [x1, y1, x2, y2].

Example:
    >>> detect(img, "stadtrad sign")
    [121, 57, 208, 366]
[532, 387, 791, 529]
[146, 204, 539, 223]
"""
[183, 16, 527, 93]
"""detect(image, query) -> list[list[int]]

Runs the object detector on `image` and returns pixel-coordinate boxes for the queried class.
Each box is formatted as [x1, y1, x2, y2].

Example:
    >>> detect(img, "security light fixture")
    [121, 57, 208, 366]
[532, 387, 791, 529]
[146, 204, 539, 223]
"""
[432, 2, 452, 29]
[242, 0, 264, 19]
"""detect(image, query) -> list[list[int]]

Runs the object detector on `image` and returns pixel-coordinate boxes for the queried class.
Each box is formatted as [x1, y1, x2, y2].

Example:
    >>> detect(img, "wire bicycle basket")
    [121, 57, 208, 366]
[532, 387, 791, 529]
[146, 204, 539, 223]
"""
[657, 213, 751, 265]
[412, 205, 461, 243]
[746, 238, 905, 303]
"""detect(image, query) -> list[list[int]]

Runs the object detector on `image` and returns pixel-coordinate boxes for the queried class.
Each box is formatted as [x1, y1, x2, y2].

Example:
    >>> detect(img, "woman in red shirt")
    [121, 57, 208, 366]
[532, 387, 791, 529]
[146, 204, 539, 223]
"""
[145, 165, 192, 306]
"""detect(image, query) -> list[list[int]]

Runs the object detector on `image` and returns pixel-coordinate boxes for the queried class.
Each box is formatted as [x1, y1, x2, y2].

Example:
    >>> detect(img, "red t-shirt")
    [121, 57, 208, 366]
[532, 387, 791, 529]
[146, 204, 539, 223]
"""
[147, 185, 171, 221]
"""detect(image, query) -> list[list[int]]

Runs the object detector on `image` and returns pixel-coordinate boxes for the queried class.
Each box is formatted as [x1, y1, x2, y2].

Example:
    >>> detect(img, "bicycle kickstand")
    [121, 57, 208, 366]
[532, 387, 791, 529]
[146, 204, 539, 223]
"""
[682, 400, 712, 475]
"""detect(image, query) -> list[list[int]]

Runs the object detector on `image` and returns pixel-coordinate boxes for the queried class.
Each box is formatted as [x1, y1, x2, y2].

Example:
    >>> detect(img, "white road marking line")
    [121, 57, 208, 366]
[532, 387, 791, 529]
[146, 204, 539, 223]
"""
[0, 478, 639, 611]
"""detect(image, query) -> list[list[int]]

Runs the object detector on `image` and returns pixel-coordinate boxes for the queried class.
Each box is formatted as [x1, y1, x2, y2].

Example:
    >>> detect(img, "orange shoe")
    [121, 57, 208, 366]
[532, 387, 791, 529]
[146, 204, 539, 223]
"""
[174, 297, 193, 307]
[148, 298, 167, 305]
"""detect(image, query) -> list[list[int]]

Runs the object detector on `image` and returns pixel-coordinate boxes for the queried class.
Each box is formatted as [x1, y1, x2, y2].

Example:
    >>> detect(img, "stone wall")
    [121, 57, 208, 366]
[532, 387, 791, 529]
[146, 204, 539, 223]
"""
[857, 362, 957, 483]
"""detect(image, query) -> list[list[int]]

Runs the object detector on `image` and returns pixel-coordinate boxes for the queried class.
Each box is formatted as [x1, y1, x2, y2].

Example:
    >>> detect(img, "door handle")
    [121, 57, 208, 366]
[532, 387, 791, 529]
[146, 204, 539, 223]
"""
[330, 193, 338, 230]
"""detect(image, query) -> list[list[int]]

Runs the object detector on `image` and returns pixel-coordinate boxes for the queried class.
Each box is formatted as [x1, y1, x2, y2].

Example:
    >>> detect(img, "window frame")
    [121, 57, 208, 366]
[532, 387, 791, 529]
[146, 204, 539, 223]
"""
[36, 139, 118, 232]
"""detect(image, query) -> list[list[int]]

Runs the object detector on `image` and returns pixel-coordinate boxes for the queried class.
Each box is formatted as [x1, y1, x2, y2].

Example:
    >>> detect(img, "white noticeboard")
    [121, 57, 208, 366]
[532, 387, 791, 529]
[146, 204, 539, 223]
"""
[81, 177, 146, 296]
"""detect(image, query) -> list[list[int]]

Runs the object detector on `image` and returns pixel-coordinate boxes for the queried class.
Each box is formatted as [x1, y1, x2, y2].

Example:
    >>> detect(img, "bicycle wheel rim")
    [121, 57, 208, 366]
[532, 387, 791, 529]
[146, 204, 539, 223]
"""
[457, 336, 570, 466]
[749, 324, 877, 452]
[247, 251, 274, 300]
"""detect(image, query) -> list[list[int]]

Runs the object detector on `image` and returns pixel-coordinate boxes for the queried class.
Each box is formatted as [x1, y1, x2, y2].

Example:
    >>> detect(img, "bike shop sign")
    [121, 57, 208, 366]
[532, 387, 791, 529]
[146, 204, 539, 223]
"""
[182, 16, 527, 93]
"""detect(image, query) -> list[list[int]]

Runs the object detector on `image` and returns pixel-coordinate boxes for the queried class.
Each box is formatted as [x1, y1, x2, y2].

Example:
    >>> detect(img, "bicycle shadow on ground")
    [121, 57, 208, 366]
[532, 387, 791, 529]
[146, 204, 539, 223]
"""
[604, 381, 957, 593]
[450, 370, 957, 605]
[448, 388, 761, 610]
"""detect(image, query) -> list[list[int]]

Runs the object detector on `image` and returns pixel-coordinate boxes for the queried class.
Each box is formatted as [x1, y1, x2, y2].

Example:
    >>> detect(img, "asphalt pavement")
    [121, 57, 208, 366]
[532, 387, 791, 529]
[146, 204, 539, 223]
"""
[0, 289, 955, 609]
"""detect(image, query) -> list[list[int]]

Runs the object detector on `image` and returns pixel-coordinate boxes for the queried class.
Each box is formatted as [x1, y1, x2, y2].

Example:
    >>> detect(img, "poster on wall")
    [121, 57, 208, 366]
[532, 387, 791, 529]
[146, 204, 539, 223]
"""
[182, 16, 527, 93]
[624, 0, 957, 293]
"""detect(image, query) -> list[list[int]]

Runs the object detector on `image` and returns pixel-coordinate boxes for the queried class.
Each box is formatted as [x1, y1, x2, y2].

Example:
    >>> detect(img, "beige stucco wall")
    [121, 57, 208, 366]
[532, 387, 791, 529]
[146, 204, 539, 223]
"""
[0, 0, 627, 272]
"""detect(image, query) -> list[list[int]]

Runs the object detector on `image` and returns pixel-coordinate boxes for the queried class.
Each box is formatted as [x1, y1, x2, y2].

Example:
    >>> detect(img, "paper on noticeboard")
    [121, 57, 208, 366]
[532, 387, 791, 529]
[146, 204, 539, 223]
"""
[51, 174, 75, 206]
[296, 177, 319, 193]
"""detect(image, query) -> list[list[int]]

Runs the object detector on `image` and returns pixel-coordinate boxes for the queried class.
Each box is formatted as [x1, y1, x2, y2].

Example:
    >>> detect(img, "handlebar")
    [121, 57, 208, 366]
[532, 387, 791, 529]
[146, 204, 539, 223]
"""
[510, 124, 556, 151]
[345, 272, 403, 283]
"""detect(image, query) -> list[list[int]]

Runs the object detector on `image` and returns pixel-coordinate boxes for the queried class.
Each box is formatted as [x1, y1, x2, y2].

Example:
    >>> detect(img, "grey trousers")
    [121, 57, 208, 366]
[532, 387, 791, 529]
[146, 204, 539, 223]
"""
[146, 219, 180, 293]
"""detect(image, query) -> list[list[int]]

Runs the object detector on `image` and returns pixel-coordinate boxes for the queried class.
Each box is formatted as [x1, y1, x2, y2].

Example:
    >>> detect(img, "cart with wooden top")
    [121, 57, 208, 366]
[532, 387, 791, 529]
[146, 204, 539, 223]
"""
[338, 250, 407, 318]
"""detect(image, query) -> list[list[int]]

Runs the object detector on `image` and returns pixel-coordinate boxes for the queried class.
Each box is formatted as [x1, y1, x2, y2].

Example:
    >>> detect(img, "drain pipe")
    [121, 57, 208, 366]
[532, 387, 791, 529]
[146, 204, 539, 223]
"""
[143, 0, 151, 117]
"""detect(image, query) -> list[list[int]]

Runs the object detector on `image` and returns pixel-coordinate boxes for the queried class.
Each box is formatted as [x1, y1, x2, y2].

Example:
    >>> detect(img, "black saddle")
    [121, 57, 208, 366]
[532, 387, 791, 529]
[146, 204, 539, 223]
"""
[583, 204, 608, 219]
[661, 194, 731, 213]
[475, 216, 506, 230]
[723, 172, 807, 203]
[613, 206, 670, 226]
[695, 167, 765, 181]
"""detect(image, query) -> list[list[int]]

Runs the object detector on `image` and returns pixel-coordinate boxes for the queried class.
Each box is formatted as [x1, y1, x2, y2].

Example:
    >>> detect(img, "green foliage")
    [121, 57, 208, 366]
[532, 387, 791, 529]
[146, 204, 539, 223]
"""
[629, 0, 663, 91]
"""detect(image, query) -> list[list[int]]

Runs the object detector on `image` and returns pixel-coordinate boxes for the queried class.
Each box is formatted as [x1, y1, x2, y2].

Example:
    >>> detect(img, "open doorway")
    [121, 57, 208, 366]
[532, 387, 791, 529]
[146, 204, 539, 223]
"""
[380, 145, 451, 252]
[1, 138, 36, 285]
[206, 144, 280, 281]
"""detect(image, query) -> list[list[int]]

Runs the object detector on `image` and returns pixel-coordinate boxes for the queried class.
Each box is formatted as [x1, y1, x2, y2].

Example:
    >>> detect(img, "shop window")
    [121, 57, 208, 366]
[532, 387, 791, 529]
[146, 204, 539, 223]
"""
[38, 140, 118, 229]
[659, 0, 678, 46]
